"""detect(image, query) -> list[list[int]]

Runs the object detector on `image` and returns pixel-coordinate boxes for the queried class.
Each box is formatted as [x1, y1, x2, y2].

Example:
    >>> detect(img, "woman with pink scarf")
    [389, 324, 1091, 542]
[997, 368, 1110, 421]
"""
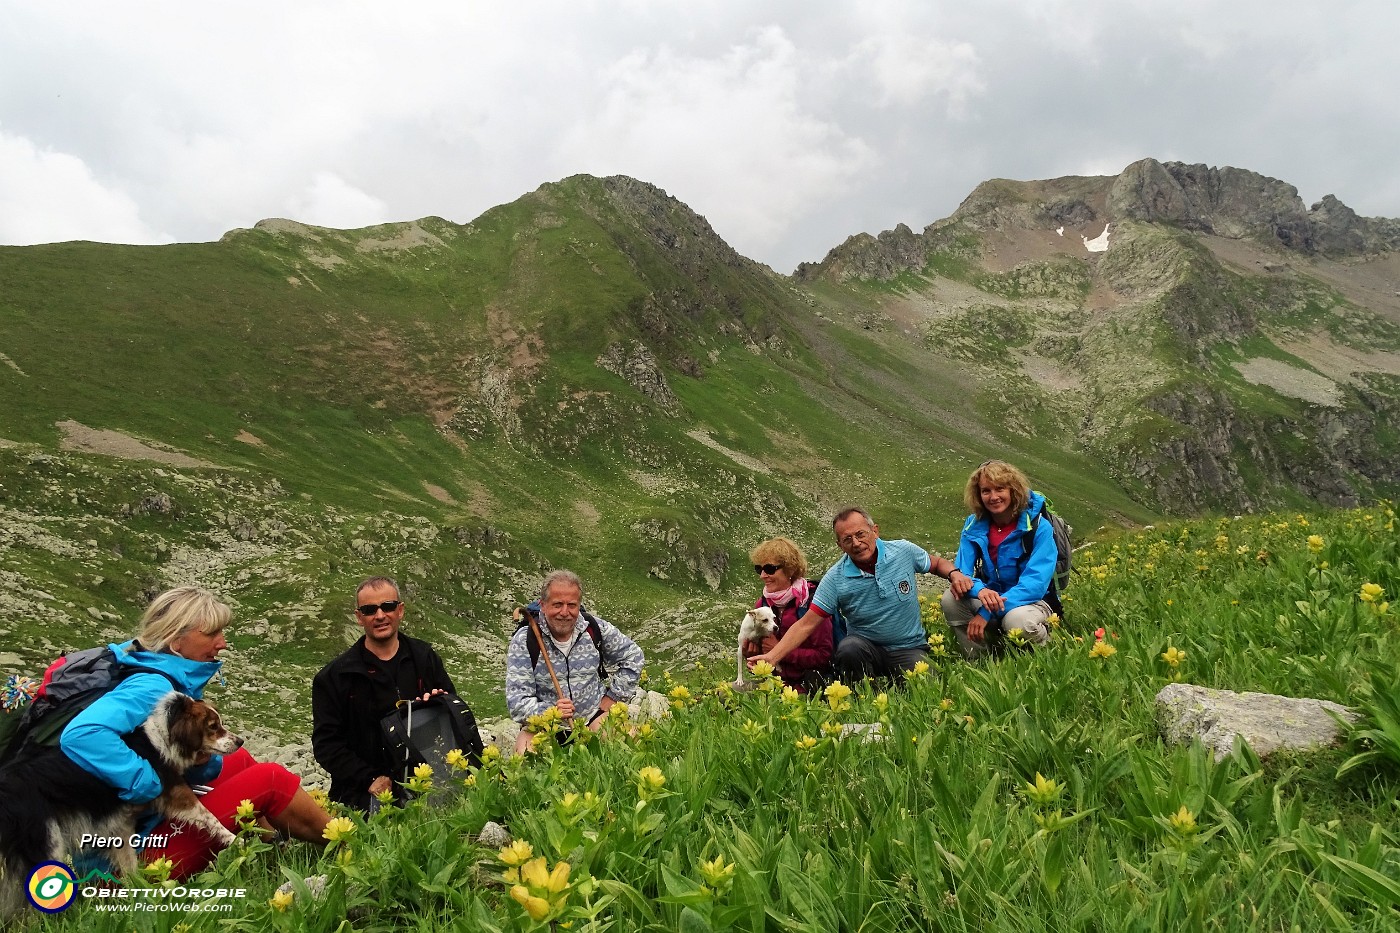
[747, 537, 833, 692]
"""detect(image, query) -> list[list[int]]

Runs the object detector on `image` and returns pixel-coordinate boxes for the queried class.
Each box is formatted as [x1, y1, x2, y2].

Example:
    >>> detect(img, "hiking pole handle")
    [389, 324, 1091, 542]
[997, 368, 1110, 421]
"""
[523, 610, 567, 712]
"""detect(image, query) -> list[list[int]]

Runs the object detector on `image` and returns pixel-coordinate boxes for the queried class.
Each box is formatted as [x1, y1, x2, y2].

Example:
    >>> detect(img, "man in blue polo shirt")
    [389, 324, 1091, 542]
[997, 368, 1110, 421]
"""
[749, 507, 957, 681]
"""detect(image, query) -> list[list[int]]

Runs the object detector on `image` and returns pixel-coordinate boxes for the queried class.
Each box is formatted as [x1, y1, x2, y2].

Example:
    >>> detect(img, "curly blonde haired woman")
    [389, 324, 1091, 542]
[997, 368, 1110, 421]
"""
[940, 461, 1056, 660]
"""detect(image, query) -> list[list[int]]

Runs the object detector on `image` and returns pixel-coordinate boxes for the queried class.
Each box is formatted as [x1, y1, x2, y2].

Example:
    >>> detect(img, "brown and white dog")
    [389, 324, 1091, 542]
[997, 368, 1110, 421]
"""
[734, 606, 779, 687]
[0, 692, 242, 914]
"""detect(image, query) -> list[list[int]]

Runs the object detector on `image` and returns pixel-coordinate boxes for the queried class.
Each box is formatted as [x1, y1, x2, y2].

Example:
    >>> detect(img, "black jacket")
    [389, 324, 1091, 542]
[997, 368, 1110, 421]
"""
[311, 634, 455, 810]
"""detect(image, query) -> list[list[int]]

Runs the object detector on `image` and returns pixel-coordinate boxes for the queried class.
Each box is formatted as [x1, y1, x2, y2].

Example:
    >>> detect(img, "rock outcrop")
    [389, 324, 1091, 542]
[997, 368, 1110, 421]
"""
[1155, 683, 1358, 761]
[597, 341, 681, 415]
[799, 159, 1400, 285]
[1108, 159, 1400, 256]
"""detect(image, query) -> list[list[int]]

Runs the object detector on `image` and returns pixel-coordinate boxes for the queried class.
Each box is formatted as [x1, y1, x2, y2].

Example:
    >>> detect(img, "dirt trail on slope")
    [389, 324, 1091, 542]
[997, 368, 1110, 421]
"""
[57, 421, 220, 468]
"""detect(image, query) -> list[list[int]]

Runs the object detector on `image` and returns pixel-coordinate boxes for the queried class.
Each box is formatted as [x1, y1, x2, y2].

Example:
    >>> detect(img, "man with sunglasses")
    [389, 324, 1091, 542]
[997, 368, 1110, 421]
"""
[311, 576, 456, 810]
[749, 507, 957, 682]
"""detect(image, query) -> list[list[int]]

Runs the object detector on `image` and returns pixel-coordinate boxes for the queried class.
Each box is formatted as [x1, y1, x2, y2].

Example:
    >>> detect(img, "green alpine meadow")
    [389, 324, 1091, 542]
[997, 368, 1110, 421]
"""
[2, 160, 1400, 928]
[36, 505, 1400, 932]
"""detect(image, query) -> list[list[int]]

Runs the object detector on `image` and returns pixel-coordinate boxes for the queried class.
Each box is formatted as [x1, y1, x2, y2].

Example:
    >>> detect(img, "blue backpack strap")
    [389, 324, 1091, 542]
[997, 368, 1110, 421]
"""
[1012, 502, 1066, 617]
[1013, 504, 1043, 581]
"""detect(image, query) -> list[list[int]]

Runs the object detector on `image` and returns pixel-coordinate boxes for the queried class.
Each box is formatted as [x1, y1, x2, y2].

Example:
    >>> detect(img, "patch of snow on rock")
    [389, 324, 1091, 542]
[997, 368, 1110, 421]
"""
[1082, 224, 1110, 253]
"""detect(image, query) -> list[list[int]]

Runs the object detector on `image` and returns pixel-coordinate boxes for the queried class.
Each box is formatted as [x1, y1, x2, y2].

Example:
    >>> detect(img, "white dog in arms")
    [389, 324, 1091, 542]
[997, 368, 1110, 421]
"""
[734, 606, 779, 686]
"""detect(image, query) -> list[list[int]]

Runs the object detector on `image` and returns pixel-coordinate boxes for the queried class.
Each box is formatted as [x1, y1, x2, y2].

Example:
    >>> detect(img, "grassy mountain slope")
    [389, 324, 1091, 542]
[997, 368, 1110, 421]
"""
[0, 175, 1149, 732]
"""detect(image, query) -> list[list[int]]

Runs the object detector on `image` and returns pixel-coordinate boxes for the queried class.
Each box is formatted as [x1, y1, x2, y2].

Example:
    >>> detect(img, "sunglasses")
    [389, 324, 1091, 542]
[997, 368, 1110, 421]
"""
[753, 564, 782, 575]
[356, 600, 402, 616]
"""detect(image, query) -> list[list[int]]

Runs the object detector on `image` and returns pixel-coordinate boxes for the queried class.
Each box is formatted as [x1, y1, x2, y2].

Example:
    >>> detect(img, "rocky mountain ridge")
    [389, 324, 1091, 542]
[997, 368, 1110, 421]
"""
[798, 158, 1400, 284]
[793, 158, 1400, 513]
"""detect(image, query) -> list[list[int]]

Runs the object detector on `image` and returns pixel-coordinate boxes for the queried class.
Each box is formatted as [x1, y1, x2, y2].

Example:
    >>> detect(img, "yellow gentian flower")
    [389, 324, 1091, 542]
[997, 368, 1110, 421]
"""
[546, 860, 571, 894]
[824, 681, 853, 707]
[322, 816, 356, 843]
[499, 839, 535, 866]
[142, 857, 174, 883]
[510, 885, 552, 921]
[1168, 805, 1197, 834]
[698, 855, 735, 888]
[520, 856, 549, 888]
[637, 766, 666, 796]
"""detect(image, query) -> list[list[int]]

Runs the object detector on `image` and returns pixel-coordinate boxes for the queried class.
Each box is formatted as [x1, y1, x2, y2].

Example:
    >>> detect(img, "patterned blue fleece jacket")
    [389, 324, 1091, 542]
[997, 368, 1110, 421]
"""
[505, 613, 644, 725]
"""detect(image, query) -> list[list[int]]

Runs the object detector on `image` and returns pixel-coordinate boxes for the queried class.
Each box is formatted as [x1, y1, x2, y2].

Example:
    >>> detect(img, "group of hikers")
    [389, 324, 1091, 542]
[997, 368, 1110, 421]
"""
[2, 458, 1063, 882]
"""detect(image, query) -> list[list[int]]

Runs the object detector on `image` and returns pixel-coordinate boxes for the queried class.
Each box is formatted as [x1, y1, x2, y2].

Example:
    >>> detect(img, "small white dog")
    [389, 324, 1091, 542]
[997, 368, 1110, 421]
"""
[735, 606, 779, 686]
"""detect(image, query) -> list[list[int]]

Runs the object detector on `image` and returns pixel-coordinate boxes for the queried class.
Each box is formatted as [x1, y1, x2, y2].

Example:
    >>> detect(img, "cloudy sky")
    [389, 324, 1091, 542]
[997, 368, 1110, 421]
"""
[3, 1, 1397, 272]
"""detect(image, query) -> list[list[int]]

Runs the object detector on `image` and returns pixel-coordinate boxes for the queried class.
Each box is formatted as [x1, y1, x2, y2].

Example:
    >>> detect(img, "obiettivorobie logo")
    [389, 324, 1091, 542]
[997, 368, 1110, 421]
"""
[25, 862, 244, 914]
[26, 861, 78, 913]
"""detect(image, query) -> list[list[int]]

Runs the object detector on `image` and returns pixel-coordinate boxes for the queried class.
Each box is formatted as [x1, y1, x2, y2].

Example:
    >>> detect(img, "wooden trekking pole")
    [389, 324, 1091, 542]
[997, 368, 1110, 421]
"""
[519, 606, 565, 705]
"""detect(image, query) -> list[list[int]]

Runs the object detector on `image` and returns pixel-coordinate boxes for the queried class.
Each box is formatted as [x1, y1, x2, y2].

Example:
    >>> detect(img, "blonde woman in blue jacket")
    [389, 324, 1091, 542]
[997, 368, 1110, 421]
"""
[941, 460, 1055, 660]
[61, 586, 330, 878]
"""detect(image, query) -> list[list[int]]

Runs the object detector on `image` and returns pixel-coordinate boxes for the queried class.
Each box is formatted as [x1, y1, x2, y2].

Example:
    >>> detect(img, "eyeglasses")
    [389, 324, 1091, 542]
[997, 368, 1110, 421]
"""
[838, 530, 873, 548]
[754, 564, 782, 575]
[356, 600, 402, 616]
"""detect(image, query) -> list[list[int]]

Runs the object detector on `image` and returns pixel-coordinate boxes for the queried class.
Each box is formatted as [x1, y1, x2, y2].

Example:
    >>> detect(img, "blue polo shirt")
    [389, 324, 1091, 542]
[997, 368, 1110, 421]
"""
[811, 538, 931, 651]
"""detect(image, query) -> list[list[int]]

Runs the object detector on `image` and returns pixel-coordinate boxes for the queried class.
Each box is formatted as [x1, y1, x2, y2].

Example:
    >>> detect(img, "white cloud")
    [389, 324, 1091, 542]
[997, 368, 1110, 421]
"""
[847, 34, 984, 112]
[558, 26, 878, 258]
[1, 2, 1398, 271]
[285, 172, 390, 229]
[0, 128, 169, 245]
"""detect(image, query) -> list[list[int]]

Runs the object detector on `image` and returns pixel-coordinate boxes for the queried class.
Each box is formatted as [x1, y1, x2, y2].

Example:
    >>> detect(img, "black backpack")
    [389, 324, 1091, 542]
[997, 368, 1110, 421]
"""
[0, 646, 180, 764]
[378, 693, 484, 800]
[516, 604, 610, 681]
